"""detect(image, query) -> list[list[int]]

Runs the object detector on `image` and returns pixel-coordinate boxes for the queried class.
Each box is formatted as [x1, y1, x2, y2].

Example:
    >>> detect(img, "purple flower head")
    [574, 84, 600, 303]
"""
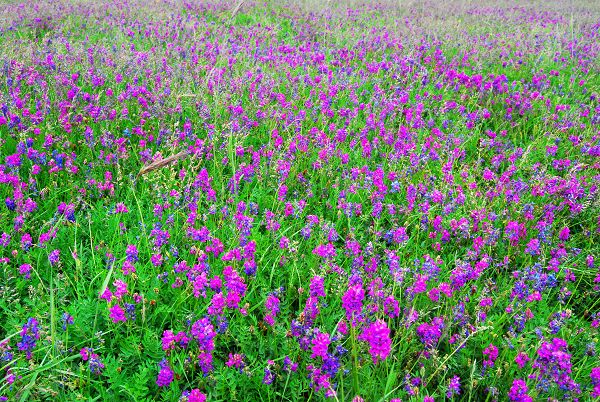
[310, 276, 326, 298]
[591, 367, 600, 398]
[483, 344, 498, 368]
[446, 375, 461, 398]
[125, 244, 138, 262]
[342, 284, 364, 321]
[113, 279, 128, 300]
[525, 238, 540, 255]
[508, 378, 532, 402]
[359, 319, 391, 364]
[262, 366, 275, 385]
[264, 294, 281, 326]
[48, 249, 60, 266]
[515, 352, 530, 368]
[19, 263, 32, 279]
[416, 316, 444, 347]
[190, 317, 216, 353]
[162, 330, 176, 352]
[312, 243, 336, 259]
[17, 317, 40, 359]
[181, 389, 207, 402]
[109, 304, 127, 323]
[89, 352, 105, 375]
[156, 359, 174, 387]
[559, 226, 570, 241]
[226, 353, 246, 372]
[532, 338, 580, 395]
[61, 313, 74, 330]
[311, 331, 331, 359]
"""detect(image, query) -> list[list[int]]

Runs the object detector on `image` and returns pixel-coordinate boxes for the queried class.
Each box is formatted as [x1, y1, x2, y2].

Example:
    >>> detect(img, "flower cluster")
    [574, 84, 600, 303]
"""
[358, 320, 391, 364]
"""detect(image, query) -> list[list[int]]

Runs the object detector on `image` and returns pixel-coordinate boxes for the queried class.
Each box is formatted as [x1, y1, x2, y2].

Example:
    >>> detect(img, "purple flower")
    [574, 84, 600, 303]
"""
[508, 379, 532, 402]
[312, 243, 336, 259]
[17, 318, 40, 359]
[151, 253, 163, 267]
[190, 317, 216, 353]
[558, 226, 570, 241]
[309, 276, 325, 298]
[156, 359, 174, 387]
[109, 304, 127, 323]
[113, 280, 128, 300]
[532, 338, 580, 395]
[262, 366, 275, 385]
[483, 344, 498, 368]
[342, 284, 364, 321]
[416, 316, 444, 347]
[208, 292, 225, 315]
[61, 313, 74, 330]
[283, 356, 298, 372]
[19, 263, 32, 279]
[359, 319, 391, 364]
[162, 330, 176, 352]
[48, 249, 60, 266]
[384, 295, 400, 318]
[311, 332, 331, 359]
[525, 238, 540, 255]
[89, 352, 105, 375]
[446, 375, 461, 398]
[226, 353, 245, 372]
[591, 367, 600, 398]
[125, 244, 138, 262]
[264, 294, 280, 326]
[182, 389, 207, 402]
[515, 352, 530, 368]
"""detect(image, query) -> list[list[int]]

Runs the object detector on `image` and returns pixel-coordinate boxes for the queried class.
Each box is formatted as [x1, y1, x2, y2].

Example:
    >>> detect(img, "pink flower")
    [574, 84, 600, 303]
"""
[359, 319, 391, 364]
[156, 360, 174, 387]
[515, 352, 530, 368]
[109, 304, 126, 322]
[185, 389, 207, 402]
[113, 280, 128, 300]
[341, 284, 364, 321]
[311, 332, 330, 359]
[559, 226, 570, 241]
[483, 344, 498, 368]
[508, 378, 532, 402]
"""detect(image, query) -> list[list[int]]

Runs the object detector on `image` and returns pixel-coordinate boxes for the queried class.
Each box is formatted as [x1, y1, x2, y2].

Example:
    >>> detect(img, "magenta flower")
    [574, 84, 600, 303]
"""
[19, 263, 32, 279]
[483, 343, 498, 368]
[156, 359, 174, 387]
[359, 319, 392, 364]
[161, 330, 175, 352]
[226, 353, 245, 372]
[48, 249, 60, 266]
[446, 375, 461, 398]
[183, 389, 207, 402]
[264, 294, 280, 326]
[312, 243, 336, 259]
[309, 276, 325, 298]
[591, 367, 600, 398]
[342, 284, 364, 321]
[532, 338, 580, 395]
[311, 332, 330, 359]
[416, 316, 444, 347]
[508, 378, 532, 402]
[515, 352, 530, 368]
[525, 238, 540, 255]
[109, 304, 127, 323]
[113, 279, 128, 300]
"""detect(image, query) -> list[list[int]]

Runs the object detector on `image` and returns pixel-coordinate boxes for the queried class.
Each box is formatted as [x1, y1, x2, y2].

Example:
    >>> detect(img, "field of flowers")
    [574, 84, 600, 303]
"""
[1, 0, 599, 400]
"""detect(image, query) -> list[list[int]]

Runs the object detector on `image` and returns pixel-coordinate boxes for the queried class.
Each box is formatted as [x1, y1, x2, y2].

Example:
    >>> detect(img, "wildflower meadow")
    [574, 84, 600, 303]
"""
[0, 0, 599, 400]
